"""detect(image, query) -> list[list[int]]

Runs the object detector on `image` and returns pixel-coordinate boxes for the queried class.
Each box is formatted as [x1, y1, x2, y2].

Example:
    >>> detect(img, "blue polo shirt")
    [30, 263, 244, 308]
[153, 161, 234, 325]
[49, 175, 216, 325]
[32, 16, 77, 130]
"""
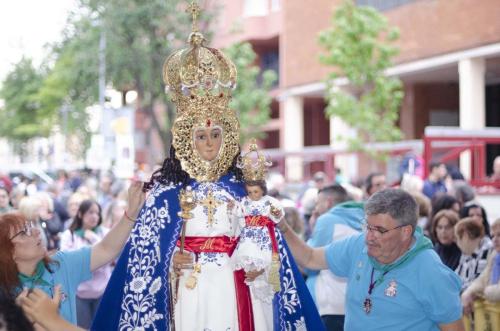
[325, 233, 462, 330]
[21, 247, 92, 324]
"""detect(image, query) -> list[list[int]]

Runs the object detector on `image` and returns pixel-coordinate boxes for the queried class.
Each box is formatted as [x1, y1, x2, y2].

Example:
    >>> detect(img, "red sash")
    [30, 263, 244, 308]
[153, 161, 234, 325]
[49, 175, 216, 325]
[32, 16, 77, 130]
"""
[178, 236, 238, 256]
[177, 236, 255, 331]
[244, 215, 279, 254]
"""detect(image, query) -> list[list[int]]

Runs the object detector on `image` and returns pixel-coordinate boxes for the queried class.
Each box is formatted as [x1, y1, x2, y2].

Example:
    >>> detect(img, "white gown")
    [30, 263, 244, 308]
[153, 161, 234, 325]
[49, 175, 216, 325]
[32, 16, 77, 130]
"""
[174, 182, 269, 331]
[231, 195, 284, 330]
[232, 195, 283, 273]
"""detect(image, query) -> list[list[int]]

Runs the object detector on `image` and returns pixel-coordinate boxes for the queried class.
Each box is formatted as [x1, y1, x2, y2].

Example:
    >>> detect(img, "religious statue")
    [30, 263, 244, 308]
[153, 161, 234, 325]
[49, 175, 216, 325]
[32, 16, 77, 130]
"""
[91, 2, 324, 330]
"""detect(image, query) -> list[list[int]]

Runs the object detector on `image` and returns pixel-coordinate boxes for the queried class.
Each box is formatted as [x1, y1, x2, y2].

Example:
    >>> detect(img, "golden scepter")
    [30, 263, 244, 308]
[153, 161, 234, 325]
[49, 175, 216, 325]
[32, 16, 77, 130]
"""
[169, 186, 196, 330]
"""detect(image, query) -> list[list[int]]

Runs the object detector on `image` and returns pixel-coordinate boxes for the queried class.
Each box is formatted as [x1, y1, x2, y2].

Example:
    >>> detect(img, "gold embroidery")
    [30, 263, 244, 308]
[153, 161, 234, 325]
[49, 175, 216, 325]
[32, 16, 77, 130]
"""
[200, 238, 215, 250]
[200, 190, 222, 226]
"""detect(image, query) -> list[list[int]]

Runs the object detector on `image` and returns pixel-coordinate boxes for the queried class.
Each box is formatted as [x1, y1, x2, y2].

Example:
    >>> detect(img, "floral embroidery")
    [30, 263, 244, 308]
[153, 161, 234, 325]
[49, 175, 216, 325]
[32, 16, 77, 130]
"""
[288, 317, 306, 331]
[239, 227, 272, 251]
[118, 183, 175, 331]
[199, 252, 225, 266]
[275, 229, 302, 329]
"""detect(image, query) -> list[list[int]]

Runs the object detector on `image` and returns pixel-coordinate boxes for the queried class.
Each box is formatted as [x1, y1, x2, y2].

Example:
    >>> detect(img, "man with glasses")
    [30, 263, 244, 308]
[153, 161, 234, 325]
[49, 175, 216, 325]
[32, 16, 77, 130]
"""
[305, 185, 362, 331]
[278, 188, 464, 331]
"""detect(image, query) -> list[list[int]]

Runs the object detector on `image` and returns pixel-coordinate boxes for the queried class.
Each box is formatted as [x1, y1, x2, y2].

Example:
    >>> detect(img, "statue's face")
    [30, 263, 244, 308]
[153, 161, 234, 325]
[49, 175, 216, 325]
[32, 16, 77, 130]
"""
[246, 184, 264, 201]
[193, 126, 223, 162]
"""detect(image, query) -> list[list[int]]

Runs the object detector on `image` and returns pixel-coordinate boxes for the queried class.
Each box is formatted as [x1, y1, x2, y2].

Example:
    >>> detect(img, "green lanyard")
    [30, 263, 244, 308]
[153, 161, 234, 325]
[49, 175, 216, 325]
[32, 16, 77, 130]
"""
[368, 227, 433, 284]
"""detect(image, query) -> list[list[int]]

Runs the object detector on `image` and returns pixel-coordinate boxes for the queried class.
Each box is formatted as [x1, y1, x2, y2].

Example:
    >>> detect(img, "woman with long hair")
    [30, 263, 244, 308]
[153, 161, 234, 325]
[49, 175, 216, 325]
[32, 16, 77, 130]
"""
[0, 182, 144, 327]
[59, 199, 112, 329]
[425, 193, 460, 242]
[460, 203, 491, 237]
[431, 210, 461, 270]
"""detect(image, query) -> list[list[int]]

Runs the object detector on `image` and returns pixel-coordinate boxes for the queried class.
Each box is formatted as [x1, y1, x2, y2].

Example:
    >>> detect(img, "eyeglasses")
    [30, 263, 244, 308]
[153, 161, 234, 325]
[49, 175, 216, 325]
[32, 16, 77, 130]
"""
[10, 221, 35, 240]
[362, 222, 408, 237]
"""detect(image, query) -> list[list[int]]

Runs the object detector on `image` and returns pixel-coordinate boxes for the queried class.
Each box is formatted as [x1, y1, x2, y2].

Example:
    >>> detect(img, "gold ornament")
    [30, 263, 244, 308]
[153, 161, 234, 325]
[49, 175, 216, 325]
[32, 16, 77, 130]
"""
[185, 262, 201, 290]
[163, 1, 239, 182]
[178, 186, 196, 220]
[268, 252, 281, 293]
[200, 189, 222, 227]
[238, 140, 272, 182]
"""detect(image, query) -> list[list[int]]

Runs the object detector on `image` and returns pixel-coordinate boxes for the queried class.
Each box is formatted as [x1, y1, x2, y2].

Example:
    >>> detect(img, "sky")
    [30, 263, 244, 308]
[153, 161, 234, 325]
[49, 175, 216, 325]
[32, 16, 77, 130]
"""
[0, 0, 76, 81]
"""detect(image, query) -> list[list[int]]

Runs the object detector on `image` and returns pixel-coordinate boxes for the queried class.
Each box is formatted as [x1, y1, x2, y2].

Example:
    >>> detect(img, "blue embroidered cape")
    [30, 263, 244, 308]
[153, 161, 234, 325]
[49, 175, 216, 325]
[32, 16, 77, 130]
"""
[91, 173, 324, 331]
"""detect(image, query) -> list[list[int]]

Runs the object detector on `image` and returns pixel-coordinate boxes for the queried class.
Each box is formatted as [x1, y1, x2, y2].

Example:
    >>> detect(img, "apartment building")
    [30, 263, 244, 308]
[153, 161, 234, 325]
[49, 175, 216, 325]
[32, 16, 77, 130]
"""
[210, 0, 500, 182]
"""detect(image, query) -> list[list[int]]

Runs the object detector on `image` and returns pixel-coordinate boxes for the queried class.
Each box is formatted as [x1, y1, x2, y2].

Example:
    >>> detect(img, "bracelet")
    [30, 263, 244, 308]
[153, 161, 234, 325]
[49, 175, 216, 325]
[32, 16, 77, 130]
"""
[123, 211, 136, 223]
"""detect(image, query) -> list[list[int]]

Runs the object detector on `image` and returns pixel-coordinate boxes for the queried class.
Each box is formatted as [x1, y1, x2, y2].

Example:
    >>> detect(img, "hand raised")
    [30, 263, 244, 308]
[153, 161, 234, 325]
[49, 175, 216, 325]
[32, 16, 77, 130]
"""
[126, 181, 146, 220]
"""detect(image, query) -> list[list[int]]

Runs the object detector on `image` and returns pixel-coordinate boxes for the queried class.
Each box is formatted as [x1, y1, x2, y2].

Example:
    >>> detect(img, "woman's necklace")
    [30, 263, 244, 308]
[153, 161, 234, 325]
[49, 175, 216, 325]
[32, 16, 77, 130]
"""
[363, 267, 388, 314]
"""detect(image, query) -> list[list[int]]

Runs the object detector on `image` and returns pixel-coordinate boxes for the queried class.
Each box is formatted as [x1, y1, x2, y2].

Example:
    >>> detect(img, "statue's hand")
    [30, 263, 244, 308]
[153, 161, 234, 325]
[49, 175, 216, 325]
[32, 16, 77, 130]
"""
[227, 199, 235, 211]
[245, 269, 264, 282]
[270, 205, 282, 218]
[172, 251, 194, 276]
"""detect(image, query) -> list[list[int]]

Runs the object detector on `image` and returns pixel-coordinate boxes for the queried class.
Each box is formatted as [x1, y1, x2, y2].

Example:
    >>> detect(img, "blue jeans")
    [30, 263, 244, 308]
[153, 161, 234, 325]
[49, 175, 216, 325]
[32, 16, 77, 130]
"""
[321, 314, 345, 331]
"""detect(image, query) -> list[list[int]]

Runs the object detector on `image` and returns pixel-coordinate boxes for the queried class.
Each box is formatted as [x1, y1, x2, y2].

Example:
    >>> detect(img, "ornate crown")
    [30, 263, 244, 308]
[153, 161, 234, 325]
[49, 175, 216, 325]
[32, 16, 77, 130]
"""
[162, 2, 237, 116]
[238, 141, 272, 182]
[162, 1, 240, 182]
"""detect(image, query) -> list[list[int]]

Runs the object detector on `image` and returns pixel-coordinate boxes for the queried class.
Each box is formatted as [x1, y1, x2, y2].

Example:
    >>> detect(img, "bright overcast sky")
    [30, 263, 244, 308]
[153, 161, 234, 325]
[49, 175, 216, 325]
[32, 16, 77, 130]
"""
[0, 0, 76, 81]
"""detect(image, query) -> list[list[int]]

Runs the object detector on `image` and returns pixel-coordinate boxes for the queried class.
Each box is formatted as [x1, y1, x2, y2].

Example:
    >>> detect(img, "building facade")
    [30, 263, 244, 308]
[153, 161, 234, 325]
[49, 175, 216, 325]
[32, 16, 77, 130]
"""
[212, 0, 500, 182]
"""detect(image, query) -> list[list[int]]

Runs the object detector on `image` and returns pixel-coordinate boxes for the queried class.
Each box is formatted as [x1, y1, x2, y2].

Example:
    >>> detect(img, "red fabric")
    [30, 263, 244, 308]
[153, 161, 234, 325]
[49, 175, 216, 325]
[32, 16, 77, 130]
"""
[177, 236, 238, 255]
[234, 269, 255, 331]
[244, 215, 279, 253]
[176, 236, 254, 330]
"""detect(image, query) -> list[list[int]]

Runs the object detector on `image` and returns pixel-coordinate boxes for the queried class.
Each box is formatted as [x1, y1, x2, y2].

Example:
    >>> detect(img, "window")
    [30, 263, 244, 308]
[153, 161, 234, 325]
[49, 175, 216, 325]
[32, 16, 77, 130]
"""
[356, 0, 418, 11]
[243, 0, 268, 17]
[259, 50, 280, 88]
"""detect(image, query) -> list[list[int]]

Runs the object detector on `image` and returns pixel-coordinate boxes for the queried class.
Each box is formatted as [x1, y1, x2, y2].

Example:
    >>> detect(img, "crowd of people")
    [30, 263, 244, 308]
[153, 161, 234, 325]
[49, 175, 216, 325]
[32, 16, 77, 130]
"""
[273, 157, 500, 331]
[0, 155, 498, 330]
[0, 170, 142, 330]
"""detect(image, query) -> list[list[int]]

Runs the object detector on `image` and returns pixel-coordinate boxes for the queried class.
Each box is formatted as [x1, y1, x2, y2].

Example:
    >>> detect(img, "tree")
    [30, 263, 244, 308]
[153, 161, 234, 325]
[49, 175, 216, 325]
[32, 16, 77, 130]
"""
[45, 0, 275, 156]
[37, 20, 100, 149]
[225, 42, 277, 143]
[0, 58, 49, 146]
[318, 0, 403, 153]
[2, 1, 276, 162]
[47, 0, 191, 154]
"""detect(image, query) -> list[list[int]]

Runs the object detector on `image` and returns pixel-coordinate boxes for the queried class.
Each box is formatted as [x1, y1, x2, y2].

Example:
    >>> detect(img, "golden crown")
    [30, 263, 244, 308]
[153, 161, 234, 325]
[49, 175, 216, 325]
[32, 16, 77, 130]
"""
[162, 1, 240, 182]
[239, 141, 272, 182]
[162, 2, 237, 116]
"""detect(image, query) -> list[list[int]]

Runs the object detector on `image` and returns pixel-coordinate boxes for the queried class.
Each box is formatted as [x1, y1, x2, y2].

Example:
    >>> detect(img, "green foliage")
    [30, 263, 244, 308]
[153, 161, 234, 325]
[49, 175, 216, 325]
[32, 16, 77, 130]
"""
[318, 0, 403, 154]
[225, 42, 277, 144]
[53, 0, 217, 152]
[0, 58, 52, 142]
[0, 1, 275, 159]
